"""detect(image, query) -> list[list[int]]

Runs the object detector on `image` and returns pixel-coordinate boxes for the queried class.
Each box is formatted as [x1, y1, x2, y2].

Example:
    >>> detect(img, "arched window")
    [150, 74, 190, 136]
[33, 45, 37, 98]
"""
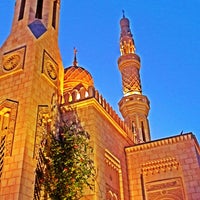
[35, 0, 43, 19]
[52, 1, 57, 28]
[0, 109, 10, 182]
[141, 121, 146, 142]
[18, 0, 26, 20]
[0, 109, 10, 133]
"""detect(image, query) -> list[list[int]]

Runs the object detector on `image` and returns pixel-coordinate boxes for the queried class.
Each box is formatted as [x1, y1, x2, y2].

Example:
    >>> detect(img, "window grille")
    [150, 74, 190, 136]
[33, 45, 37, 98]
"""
[0, 135, 6, 180]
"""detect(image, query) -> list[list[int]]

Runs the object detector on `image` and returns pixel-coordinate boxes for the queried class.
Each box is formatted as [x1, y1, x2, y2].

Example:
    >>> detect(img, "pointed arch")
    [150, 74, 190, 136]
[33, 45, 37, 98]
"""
[0, 99, 18, 156]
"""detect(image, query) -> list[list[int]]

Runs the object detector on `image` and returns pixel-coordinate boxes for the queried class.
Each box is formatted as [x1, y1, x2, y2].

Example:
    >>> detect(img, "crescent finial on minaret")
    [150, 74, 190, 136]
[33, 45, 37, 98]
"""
[73, 47, 78, 66]
[122, 9, 125, 18]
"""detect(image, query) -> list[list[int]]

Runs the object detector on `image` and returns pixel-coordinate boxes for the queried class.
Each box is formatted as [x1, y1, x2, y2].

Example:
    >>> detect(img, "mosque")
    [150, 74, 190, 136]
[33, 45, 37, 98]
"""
[0, 1, 199, 200]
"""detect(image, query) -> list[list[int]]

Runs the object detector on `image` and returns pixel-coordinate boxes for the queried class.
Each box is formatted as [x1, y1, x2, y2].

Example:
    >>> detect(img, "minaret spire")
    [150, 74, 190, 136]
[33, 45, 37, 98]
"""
[119, 14, 140, 95]
[118, 14, 151, 143]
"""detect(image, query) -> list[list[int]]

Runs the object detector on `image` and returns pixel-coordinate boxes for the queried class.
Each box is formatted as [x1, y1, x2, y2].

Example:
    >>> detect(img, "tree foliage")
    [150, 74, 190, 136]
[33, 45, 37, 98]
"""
[36, 120, 95, 200]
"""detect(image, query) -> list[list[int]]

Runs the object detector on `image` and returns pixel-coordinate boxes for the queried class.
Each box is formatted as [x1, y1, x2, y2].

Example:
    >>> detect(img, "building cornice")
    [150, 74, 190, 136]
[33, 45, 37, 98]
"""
[125, 133, 199, 153]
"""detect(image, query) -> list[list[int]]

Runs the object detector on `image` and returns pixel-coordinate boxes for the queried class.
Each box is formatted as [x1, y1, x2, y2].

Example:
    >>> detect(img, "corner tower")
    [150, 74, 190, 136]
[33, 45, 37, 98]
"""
[118, 14, 150, 143]
[0, 0, 63, 199]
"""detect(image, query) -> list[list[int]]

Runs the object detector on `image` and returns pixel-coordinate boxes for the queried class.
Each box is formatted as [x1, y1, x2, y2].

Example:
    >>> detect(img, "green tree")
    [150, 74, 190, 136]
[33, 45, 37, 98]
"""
[37, 120, 95, 200]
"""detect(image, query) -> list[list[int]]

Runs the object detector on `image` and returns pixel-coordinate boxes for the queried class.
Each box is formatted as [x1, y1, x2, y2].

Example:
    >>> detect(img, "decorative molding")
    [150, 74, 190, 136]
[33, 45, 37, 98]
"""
[33, 105, 50, 159]
[106, 188, 119, 200]
[0, 99, 18, 156]
[105, 149, 121, 172]
[141, 157, 179, 175]
[126, 133, 194, 153]
[41, 50, 58, 86]
[0, 46, 26, 78]
[145, 177, 185, 200]
[104, 149, 124, 200]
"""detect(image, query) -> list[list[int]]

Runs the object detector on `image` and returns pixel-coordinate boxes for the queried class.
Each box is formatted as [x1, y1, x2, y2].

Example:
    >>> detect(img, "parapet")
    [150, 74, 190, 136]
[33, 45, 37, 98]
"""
[63, 86, 133, 139]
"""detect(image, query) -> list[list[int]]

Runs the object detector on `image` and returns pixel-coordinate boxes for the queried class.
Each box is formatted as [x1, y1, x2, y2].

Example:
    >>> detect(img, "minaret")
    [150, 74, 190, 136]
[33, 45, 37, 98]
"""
[118, 13, 150, 143]
[0, 0, 63, 199]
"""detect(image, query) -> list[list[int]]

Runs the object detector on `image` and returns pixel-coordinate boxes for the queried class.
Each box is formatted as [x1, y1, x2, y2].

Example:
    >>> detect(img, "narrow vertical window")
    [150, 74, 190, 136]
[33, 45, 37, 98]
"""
[141, 121, 146, 142]
[2, 113, 10, 131]
[18, 0, 26, 20]
[52, 1, 57, 28]
[132, 121, 135, 133]
[35, 0, 43, 19]
[0, 112, 10, 175]
[0, 115, 2, 131]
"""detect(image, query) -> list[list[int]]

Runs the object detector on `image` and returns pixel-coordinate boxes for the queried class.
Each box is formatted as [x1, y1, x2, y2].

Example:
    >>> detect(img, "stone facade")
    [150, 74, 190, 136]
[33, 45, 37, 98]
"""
[126, 133, 200, 200]
[0, 0, 63, 199]
[0, 1, 199, 200]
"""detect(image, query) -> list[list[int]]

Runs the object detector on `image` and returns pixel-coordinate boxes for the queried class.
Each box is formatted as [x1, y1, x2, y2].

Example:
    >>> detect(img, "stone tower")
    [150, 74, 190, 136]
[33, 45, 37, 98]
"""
[118, 14, 151, 143]
[0, 0, 63, 199]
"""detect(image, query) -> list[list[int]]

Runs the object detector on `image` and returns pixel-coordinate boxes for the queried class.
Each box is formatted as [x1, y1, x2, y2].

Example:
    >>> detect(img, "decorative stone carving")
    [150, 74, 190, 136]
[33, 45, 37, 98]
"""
[106, 188, 118, 200]
[0, 99, 18, 156]
[141, 157, 179, 175]
[145, 177, 185, 200]
[121, 65, 141, 95]
[0, 46, 26, 77]
[105, 149, 123, 200]
[42, 50, 58, 85]
[33, 105, 50, 159]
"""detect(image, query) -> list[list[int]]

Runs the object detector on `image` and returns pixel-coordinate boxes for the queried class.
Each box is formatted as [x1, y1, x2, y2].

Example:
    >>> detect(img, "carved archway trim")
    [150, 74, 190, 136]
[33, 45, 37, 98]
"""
[33, 105, 50, 159]
[145, 177, 185, 200]
[0, 99, 18, 156]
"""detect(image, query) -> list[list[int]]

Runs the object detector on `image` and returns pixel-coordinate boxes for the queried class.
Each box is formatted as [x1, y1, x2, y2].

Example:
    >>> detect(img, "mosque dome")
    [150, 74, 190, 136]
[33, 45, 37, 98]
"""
[63, 49, 94, 94]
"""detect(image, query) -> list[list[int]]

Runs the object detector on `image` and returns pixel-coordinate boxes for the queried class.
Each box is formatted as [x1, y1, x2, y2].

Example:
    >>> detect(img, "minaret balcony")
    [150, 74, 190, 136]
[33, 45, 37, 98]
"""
[118, 53, 140, 64]
[119, 93, 150, 117]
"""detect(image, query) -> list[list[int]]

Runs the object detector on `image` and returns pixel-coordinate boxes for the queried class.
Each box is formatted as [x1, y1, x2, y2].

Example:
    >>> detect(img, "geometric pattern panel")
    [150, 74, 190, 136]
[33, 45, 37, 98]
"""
[146, 177, 185, 200]
[141, 157, 179, 176]
[122, 66, 141, 95]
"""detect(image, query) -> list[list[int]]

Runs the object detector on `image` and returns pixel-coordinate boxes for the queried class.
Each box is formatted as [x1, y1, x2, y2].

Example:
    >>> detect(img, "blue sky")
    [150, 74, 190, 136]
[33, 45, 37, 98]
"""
[1, 1, 200, 141]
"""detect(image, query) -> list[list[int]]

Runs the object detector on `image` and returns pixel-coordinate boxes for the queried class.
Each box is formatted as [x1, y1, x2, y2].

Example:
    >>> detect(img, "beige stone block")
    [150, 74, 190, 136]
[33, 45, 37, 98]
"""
[5, 171, 12, 179]
[8, 178, 16, 186]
